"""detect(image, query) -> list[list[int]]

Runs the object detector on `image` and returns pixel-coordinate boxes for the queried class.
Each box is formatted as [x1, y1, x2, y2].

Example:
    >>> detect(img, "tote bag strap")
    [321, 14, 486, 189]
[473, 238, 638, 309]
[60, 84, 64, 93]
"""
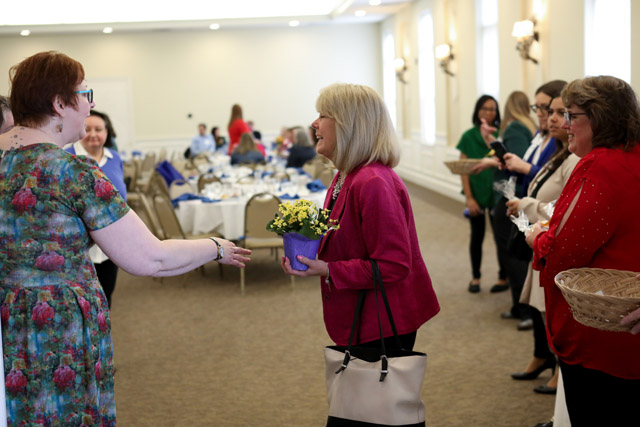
[335, 260, 402, 382]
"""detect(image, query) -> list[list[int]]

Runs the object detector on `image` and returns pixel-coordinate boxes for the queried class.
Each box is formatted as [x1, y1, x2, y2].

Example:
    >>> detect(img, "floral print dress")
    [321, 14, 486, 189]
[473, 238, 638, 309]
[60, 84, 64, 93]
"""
[0, 143, 129, 426]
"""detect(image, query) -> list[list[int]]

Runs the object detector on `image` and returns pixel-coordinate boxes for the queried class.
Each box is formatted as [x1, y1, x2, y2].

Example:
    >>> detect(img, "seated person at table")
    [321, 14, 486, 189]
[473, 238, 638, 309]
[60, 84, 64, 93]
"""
[191, 123, 215, 157]
[231, 132, 265, 165]
[286, 128, 316, 168]
[211, 126, 227, 152]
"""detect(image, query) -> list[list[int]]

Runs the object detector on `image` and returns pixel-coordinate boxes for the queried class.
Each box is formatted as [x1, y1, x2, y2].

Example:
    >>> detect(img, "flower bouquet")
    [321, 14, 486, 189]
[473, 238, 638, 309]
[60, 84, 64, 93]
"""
[266, 199, 338, 271]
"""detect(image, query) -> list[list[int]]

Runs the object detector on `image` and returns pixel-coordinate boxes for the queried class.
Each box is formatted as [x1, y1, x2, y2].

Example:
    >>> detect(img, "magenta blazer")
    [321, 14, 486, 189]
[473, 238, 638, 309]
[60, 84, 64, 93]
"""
[318, 162, 440, 345]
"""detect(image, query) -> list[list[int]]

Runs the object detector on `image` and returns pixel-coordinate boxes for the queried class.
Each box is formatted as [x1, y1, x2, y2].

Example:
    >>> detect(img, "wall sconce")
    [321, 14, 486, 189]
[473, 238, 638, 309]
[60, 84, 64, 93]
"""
[394, 57, 408, 84]
[435, 44, 455, 77]
[512, 18, 539, 64]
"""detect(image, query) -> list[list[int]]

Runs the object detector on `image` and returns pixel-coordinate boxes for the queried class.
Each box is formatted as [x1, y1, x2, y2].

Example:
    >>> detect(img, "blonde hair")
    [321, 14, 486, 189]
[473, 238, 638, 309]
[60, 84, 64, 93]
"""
[315, 83, 400, 174]
[500, 91, 537, 136]
[236, 132, 257, 155]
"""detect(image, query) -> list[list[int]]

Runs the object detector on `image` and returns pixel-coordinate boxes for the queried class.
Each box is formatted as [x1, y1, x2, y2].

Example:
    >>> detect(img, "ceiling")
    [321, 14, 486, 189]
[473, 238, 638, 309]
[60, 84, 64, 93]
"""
[0, 0, 413, 36]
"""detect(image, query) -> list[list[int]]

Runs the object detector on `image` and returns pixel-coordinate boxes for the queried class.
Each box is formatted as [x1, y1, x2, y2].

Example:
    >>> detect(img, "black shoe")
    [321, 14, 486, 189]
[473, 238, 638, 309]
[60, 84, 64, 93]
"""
[517, 318, 534, 331]
[534, 385, 557, 395]
[490, 283, 509, 293]
[500, 311, 519, 319]
[511, 358, 556, 380]
[468, 282, 480, 293]
[535, 421, 553, 427]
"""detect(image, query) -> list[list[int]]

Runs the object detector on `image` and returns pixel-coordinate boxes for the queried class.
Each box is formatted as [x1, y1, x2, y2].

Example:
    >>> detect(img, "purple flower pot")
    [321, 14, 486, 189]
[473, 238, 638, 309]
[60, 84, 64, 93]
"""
[283, 232, 322, 271]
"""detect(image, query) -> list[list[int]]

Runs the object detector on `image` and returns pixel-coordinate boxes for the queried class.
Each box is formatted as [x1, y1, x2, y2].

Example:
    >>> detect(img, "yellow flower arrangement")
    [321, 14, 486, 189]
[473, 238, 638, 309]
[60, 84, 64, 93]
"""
[266, 199, 339, 240]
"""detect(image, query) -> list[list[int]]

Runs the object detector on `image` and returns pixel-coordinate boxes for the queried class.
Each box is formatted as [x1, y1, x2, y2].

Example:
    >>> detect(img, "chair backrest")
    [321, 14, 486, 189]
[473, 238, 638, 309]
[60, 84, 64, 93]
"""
[123, 160, 139, 192]
[145, 171, 170, 198]
[271, 171, 290, 182]
[152, 192, 187, 240]
[236, 176, 256, 185]
[244, 193, 281, 239]
[198, 174, 221, 192]
[140, 152, 157, 174]
[168, 179, 192, 199]
[317, 167, 335, 188]
[158, 148, 167, 163]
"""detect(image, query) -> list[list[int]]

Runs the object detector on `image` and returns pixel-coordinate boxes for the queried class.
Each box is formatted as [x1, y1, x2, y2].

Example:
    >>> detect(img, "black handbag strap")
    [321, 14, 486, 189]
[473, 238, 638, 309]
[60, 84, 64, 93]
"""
[335, 260, 402, 381]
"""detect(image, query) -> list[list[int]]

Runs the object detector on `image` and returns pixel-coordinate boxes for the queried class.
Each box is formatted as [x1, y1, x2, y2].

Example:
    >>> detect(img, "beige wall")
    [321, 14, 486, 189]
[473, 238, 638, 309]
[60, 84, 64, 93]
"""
[389, 0, 640, 200]
[0, 24, 381, 152]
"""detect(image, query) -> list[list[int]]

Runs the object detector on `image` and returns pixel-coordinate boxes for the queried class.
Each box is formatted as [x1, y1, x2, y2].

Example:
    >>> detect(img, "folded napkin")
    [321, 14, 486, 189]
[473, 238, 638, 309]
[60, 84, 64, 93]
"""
[279, 193, 299, 200]
[171, 193, 220, 207]
[306, 179, 327, 192]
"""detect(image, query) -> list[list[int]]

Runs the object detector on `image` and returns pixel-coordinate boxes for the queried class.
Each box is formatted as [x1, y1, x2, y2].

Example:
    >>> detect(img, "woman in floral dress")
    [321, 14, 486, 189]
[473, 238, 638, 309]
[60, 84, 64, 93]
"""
[0, 51, 251, 426]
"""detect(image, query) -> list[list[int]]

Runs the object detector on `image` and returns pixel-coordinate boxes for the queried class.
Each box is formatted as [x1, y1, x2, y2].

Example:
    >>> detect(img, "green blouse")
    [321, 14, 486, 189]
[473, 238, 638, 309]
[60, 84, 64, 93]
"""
[456, 126, 495, 209]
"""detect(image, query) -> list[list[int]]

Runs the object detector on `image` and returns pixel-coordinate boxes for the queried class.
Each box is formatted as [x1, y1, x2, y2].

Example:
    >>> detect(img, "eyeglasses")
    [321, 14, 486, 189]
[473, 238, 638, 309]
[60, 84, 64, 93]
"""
[563, 111, 587, 125]
[75, 89, 93, 103]
[479, 107, 497, 112]
[530, 104, 550, 113]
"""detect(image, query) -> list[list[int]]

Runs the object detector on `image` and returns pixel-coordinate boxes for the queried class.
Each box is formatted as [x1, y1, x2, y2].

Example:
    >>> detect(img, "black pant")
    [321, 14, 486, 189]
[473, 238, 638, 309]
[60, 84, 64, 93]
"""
[530, 307, 554, 360]
[94, 259, 118, 308]
[560, 361, 640, 426]
[492, 198, 530, 318]
[468, 209, 506, 280]
[359, 331, 417, 351]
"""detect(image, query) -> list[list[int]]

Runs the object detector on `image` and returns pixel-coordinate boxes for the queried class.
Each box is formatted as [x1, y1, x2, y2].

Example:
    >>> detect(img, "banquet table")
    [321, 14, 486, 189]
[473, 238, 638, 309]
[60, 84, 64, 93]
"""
[175, 190, 327, 240]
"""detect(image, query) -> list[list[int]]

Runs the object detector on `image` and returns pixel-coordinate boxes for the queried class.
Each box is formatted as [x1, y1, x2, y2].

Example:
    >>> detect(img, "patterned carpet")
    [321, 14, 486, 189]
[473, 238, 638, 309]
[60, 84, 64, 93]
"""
[111, 181, 554, 426]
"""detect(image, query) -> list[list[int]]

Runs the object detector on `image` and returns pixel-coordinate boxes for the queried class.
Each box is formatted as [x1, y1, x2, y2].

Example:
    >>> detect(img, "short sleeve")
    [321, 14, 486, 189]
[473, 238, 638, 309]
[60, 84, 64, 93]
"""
[64, 156, 130, 231]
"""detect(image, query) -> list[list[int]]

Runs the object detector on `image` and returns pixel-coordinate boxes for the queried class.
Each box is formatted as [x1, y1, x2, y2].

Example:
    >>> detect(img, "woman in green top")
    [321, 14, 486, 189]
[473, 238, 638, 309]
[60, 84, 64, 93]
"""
[456, 95, 504, 293]
[473, 91, 537, 320]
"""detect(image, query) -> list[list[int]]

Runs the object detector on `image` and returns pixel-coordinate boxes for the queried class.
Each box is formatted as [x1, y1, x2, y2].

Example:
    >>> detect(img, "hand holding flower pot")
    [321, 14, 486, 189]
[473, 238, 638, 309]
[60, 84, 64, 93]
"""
[266, 199, 339, 271]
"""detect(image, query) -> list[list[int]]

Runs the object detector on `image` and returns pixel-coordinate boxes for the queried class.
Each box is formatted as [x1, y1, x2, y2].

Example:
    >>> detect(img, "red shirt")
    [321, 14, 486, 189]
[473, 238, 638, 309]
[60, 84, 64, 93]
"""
[533, 145, 640, 379]
[227, 119, 251, 155]
[318, 163, 440, 345]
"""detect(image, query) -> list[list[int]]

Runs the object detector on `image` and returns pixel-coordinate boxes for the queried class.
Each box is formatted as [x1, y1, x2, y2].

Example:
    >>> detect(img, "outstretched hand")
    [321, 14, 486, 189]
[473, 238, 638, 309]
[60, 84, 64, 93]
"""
[281, 255, 329, 278]
[217, 239, 252, 268]
[480, 118, 498, 144]
[621, 274, 640, 334]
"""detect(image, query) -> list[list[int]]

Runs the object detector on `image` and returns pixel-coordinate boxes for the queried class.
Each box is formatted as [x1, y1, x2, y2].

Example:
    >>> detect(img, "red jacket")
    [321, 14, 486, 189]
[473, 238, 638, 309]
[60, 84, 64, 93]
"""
[318, 162, 439, 345]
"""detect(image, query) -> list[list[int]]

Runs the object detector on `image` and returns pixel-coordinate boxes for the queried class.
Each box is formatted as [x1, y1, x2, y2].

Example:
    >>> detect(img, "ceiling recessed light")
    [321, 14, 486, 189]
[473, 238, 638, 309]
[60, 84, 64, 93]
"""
[369, 0, 382, 5]
[20, 29, 31, 36]
[103, 27, 113, 34]
[355, 10, 367, 17]
[209, 23, 220, 30]
[289, 20, 300, 27]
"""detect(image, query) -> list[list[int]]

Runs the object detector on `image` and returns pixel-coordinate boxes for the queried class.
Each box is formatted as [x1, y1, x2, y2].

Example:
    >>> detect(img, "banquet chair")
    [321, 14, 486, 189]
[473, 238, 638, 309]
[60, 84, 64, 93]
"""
[317, 166, 335, 188]
[168, 179, 193, 199]
[240, 193, 293, 294]
[123, 160, 139, 193]
[236, 176, 256, 185]
[152, 191, 223, 277]
[191, 153, 210, 172]
[271, 171, 290, 182]
[197, 173, 222, 193]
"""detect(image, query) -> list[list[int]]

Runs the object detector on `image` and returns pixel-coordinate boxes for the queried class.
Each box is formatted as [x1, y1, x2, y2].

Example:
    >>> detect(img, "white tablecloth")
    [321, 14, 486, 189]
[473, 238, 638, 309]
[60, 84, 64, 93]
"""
[176, 191, 327, 240]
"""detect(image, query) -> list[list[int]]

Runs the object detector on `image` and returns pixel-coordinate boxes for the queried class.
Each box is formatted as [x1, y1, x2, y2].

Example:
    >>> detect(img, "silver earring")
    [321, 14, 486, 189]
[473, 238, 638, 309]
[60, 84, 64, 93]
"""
[58, 122, 64, 133]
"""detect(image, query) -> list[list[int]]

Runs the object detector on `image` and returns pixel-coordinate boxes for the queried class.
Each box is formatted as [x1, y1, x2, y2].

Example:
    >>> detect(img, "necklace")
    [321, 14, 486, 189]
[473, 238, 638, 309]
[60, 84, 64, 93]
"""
[332, 172, 346, 200]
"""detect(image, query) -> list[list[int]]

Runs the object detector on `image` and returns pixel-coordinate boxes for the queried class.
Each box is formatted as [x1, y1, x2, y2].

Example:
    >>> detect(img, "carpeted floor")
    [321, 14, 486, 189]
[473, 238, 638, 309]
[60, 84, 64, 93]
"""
[111, 181, 554, 426]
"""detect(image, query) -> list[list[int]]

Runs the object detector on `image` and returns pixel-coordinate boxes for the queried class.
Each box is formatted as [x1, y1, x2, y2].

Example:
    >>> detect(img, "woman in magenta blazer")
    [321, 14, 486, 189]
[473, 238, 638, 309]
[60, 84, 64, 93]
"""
[282, 83, 439, 348]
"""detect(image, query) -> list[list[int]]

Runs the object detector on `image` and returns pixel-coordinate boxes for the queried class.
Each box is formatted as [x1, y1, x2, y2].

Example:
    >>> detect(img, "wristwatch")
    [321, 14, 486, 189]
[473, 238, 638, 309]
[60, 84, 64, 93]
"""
[209, 237, 224, 261]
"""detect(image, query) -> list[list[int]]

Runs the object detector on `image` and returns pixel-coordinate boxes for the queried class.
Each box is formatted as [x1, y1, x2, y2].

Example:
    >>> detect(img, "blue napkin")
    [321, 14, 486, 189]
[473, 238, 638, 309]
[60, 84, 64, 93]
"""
[306, 179, 326, 192]
[279, 193, 299, 200]
[171, 193, 220, 207]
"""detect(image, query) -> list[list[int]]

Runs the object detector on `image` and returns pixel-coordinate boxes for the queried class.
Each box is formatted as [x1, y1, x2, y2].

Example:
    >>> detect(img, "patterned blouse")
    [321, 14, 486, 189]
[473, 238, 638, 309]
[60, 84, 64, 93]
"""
[0, 143, 129, 426]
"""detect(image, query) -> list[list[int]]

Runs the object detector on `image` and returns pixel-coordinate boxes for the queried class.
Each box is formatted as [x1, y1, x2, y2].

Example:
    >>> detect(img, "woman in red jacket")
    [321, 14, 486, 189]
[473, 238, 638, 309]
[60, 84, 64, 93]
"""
[282, 83, 439, 349]
[526, 76, 640, 425]
[227, 103, 250, 155]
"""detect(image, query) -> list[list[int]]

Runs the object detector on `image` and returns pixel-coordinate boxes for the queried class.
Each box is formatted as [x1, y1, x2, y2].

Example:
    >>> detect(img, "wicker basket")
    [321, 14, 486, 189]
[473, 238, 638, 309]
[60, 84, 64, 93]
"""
[554, 268, 640, 332]
[444, 159, 481, 175]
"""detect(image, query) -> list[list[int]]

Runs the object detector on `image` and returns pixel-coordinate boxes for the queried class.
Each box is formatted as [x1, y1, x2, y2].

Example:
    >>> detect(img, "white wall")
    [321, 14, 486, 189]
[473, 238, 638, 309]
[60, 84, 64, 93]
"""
[0, 24, 381, 153]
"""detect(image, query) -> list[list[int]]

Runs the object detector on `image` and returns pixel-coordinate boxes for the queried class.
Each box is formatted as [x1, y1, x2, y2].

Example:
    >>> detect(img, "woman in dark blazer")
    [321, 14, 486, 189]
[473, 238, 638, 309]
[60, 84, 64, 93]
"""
[281, 83, 439, 349]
